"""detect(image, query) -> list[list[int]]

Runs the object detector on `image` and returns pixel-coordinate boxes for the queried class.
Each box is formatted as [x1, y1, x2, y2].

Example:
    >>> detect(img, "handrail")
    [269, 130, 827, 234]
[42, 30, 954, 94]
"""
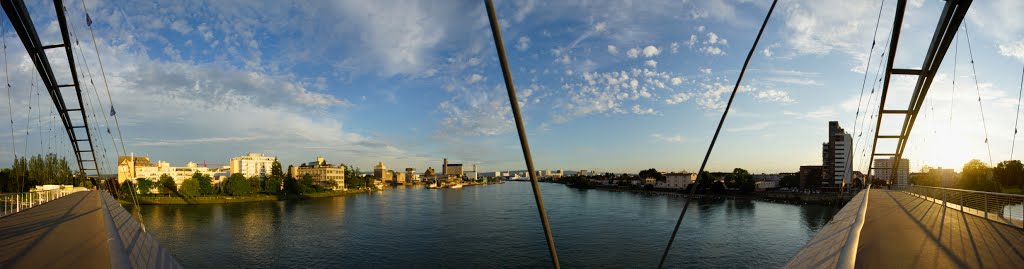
[907, 184, 1024, 198]
[836, 185, 871, 269]
[903, 185, 1024, 229]
[0, 187, 88, 218]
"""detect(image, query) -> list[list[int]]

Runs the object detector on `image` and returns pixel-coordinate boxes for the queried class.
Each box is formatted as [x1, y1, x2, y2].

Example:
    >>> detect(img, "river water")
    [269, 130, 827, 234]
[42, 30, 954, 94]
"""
[131, 182, 844, 268]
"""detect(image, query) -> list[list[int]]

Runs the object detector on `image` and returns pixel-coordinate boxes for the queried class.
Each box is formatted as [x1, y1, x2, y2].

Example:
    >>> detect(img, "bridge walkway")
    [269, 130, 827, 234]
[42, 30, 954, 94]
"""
[0, 191, 112, 268]
[855, 189, 1024, 268]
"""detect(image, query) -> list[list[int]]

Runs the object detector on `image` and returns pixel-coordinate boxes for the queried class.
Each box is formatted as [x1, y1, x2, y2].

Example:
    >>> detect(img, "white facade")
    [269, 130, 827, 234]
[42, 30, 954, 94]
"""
[756, 180, 779, 189]
[874, 157, 910, 187]
[117, 157, 221, 194]
[657, 172, 696, 189]
[230, 152, 277, 178]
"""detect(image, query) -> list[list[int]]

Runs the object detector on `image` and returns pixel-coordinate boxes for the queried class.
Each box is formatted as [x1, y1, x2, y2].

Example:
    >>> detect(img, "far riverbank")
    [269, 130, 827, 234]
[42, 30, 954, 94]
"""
[118, 188, 372, 205]
[582, 184, 856, 205]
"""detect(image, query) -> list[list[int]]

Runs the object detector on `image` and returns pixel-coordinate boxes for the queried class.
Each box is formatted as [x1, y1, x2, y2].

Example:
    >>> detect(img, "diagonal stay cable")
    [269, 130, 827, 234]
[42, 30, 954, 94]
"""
[1012, 64, 1024, 160]
[962, 22, 993, 166]
[658, 0, 778, 267]
[484, 1, 559, 268]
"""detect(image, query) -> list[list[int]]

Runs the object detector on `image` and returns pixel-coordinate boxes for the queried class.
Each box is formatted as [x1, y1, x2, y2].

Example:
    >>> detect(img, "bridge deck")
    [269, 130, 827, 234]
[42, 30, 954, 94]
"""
[855, 189, 1024, 268]
[0, 191, 112, 268]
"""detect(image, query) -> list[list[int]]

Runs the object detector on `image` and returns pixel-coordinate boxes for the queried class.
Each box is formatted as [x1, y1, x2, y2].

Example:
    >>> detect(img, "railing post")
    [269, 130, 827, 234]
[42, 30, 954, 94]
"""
[959, 191, 963, 212]
[983, 194, 987, 219]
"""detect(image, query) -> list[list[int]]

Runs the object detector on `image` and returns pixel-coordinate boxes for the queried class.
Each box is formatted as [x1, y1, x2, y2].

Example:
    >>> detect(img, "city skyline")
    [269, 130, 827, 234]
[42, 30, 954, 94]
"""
[2, 0, 1023, 174]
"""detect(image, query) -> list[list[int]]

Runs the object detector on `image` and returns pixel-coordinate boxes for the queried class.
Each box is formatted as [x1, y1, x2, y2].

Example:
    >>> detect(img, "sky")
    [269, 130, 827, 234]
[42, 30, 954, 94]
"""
[1, 0, 1023, 175]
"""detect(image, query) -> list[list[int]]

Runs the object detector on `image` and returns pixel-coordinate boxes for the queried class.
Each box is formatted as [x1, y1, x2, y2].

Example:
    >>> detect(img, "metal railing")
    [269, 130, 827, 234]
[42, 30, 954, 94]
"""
[0, 188, 87, 218]
[904, 185, 1024, 229]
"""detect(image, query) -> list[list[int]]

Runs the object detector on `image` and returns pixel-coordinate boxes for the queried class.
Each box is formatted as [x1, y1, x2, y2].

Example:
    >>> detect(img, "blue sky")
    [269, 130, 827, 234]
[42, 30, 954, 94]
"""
[2, 0, 1024, 174]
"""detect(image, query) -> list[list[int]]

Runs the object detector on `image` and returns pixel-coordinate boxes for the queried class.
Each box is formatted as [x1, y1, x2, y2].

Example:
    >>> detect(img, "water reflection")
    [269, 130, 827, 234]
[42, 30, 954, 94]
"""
[137, 182, 844, 268]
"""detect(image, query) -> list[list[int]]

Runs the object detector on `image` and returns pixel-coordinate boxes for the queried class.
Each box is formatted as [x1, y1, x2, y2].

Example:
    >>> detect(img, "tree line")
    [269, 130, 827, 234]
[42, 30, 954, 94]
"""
[0, 154, 82, 192]
[119, 159, 344, 198]
[911, 159, 1024, 193]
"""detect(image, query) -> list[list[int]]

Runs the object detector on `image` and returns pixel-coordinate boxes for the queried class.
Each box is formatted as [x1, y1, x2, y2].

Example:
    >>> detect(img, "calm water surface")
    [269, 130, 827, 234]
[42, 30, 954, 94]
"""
[132, 182, 843, 268]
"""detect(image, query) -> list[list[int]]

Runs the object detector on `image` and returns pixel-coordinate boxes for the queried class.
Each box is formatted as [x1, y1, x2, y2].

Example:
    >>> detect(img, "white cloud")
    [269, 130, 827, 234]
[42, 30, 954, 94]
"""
[645, 60, 658, 68]
[697, 25, 706, 32]
[513, 0, 538, 22]
[467, 74, 484, 83]
[559, 55, 571, 64]
[626, 48, 640, 58]
[700, 68, 712, 75]
[665, 92, 691, 105]
[762, 47, 773, 57]
[670, 77, 683, 85]
[998, 40, 1024, 61]
[707, 32, 720, 44]
[765, 77, 821, 86]
[651, 133, 685, 143]
[595, 22, 607, 31]
[632, 104, 658, 115]
[642, 45, 661, 57]
[170, 20, 192, 34]
[608, 45, 619, 55]
[701, 46, 725, 55]
[517, 36, 531, 51]
[686, 35, 698, 48]
[727, 122, 774, 132]
[671, 42, 680, 54]
[783, 107, 835, 120]
[754, 89, 796, 104]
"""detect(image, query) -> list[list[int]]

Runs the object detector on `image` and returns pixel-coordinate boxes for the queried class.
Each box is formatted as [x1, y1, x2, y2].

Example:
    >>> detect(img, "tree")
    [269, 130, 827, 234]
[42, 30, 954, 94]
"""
[960, 159, 999, 192]
[179, 178, 201, 198]
[224, 173, 253, 196]
[265, 176, 282, 194]
[710, 180, 726, 194]
[283, 176, 298, 194]
[730, 168, 756, 194]
[158, 174, 176, 196]
[119, 180, 135, 195]
[780, 174, 799, 189]
[248, 176, 263, 193]
[994, 160, 1024, 190]
[300, 173, 314, 193]
[136, 178, 154, 195]
[638, 168, 666, 181]
[192, 172, 215, 195]
[697, 171, 714, 191]
[272, 159, 284, 178]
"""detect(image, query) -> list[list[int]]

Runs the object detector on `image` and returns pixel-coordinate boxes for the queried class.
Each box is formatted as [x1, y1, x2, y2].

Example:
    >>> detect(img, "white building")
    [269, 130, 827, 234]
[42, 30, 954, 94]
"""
[823, 121, 853, 190]
[230, 152, 277, 178]
[117, 155, 221, 194]
[656, 172, 696, 189]
[874, 157, 909, 188]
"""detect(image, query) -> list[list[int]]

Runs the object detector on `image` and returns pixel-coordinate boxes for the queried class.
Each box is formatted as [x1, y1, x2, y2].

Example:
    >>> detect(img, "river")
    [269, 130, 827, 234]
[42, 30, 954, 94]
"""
[129, 182, 844, 268]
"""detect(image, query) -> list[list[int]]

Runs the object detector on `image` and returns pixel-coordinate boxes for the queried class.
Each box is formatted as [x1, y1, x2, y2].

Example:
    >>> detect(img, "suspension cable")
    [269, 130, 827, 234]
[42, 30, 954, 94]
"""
[484, 1, 558, 267]
[80, 0, 127, 156]
[962, 22, 993, 166]
[3, 21, 19, 191]
[1007, 63, 1024, 160]
[1011, 64, 1024, 160]
[850, 0, 888, 175]
[66, 8, 121, 163]
[658, 1, 778, 267]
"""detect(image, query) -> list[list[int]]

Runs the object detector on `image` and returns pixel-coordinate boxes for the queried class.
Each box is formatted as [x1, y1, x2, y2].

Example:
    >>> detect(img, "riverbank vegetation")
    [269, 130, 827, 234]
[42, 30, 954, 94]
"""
[0, 154, 91, 192]
[117, 159, 365, 204]
[910, 159, 1024, 194]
